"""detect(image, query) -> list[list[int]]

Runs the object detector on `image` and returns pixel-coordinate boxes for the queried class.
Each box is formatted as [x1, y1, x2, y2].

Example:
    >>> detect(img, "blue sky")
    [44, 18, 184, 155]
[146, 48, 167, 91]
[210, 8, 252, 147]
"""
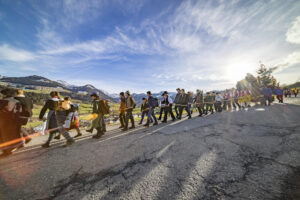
[0, 0, 299, 93]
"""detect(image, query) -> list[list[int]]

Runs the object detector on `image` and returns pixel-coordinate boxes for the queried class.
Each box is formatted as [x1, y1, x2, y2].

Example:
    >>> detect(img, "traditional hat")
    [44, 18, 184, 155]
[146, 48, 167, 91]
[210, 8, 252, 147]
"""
[161, 91, 168, 96]
[90, 92, 99, 97]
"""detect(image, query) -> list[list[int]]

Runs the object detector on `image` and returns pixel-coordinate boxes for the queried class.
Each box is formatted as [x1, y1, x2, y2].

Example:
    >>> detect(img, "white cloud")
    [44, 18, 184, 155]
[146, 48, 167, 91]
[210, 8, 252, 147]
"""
[274, 51, 300, 72]
[286, 16, 300, 44]
[0, 44, 35, 62]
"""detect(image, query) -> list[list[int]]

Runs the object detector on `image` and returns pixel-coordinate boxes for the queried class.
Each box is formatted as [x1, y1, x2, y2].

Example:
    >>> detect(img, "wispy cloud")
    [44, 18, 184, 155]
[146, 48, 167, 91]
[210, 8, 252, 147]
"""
[0, 44, 36, 62]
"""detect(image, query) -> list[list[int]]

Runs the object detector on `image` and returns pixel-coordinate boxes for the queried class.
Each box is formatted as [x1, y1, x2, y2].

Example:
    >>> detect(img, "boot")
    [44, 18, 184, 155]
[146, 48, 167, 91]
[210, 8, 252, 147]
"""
[122, 122, 128, 131]
[66, 139, 75, 146]
[153, 120, 158, 125]
[74, 133, 82, 138]
[25, 137, 32, 144]
[54, 134, 61, 140]
[144, 122, 150, 127]
[86, 128, 94, 133]
[93, 128, 103, 139]
[129, 125, 135, 129]
[42, 143, 50, 148]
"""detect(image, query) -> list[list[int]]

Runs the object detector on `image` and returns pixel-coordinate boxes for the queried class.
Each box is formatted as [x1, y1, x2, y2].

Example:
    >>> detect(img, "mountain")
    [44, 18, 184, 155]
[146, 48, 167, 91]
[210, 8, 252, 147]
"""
[57, 80, 76, 89]
[1, 75, 65, 88]
[0, 75, 115, 102]
[285, 82, 300, 89]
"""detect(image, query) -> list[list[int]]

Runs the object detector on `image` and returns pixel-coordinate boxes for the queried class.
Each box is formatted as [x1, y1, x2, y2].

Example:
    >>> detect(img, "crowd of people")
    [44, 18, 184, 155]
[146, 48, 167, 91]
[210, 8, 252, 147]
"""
[0, 85, 295, 156]
[284, 88, 299, 98]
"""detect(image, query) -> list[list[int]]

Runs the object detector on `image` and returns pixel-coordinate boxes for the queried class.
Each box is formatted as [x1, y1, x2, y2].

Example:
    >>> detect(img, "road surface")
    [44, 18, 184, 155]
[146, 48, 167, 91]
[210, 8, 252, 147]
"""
[0, 98, 300, 200]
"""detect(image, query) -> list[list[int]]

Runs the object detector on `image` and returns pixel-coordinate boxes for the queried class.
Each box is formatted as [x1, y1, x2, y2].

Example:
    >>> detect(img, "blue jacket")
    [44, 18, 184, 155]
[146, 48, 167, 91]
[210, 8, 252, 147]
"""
[274, 89, 283, 95]
[262, 88, 272, 96]
[148, 96, 156, 108]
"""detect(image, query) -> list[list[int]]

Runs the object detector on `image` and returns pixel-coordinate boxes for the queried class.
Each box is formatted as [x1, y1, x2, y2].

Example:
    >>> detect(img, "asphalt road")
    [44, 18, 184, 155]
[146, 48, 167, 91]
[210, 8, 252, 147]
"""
[0, 98, 300, 200]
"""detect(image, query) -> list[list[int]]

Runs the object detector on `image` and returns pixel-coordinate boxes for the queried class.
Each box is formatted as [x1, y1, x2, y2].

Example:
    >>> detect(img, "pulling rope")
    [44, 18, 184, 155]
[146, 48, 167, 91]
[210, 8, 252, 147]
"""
[0, 127, 61, 150]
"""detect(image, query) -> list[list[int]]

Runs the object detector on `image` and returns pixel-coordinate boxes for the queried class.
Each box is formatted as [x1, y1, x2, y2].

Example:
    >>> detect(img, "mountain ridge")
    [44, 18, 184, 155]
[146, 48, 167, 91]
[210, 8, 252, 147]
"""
[0, 75, 115, 102]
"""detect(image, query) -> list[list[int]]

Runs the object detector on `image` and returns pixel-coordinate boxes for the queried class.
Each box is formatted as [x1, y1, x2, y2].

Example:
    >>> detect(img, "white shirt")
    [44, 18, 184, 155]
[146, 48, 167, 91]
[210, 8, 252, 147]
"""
[215, 95, 223, 102]
[167, 96, 173, 104]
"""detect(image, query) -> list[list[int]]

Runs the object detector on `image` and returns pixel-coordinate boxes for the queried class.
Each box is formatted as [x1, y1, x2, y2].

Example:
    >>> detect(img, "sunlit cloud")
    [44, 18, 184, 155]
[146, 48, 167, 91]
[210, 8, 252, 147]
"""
[286, 16, 300, 44]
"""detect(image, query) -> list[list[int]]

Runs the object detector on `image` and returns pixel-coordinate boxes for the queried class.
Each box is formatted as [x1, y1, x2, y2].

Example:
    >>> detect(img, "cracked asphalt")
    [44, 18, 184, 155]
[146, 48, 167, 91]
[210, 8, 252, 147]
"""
[0, 98, 300, 200]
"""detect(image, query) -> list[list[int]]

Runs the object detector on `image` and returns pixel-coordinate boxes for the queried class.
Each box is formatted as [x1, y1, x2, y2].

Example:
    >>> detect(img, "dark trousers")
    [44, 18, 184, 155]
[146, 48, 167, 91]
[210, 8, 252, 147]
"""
[205, 103, 214, 114]
[147, 108, 157, 124]
[179, 105, 191, 119]
[119, 112, 126, 127]
[46, 131, 58, 143]
[215, 102, 222, 112]
[197, 104, 204, 116]
[158, 108, 164, 119]
[264, 96, 272, 106]
[223, 100, 231, 110]
[46, 115, 59, 144]
[277, 95, 283, 103]
[125, 109, 135, 128]
[232, 99, 241, 109]
[163, 106, 176, 122]
[140, 111, 153, 123]
[175, 105, 180, 117]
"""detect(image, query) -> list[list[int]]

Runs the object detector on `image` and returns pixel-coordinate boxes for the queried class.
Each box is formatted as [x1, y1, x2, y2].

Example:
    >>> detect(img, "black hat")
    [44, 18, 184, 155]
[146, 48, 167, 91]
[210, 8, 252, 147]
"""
[162, 91, 168, 96]
[90, 92, 99, 97]
[142, 97, 146, 100]
[176, 88, 180, 91]
[147, 91, 151, 95]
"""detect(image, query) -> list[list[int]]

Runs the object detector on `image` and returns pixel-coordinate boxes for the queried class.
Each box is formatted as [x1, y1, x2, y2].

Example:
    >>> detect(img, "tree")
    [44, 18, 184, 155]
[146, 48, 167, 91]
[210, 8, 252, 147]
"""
[256, 62, 277, 87]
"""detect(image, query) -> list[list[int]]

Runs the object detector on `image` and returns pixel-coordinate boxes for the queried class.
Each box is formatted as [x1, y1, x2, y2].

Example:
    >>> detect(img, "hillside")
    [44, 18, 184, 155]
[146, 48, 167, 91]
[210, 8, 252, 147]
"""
[0, 75, 115, 102]
[286, 81, 300, 89]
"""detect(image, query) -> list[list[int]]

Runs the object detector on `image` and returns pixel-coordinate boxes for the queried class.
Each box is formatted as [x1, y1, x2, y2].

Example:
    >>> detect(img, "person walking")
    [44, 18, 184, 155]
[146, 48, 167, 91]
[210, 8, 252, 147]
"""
[15, 89, 33, 144]
[194, 90, 204, 117]
[233, 89, 241, 110]
[144, 91, 158, 127]
[122, 91, 137, 131]
[204, 92, 214, 114]
[0, 88, 24, 156]
[89, 93, 109, 139]
[119, 92, 126, 129]
[173, 88, 182, 119]
[158, 97, 165, 121]
[178, 89, 192, 119]
[39, 91, 60, 147]
[215, 92, 223, 112]
[275, 87, 284, 103]
[139, 97, 152, 125]
[161, 91, 176, 123]
[262, 86, 273, 106]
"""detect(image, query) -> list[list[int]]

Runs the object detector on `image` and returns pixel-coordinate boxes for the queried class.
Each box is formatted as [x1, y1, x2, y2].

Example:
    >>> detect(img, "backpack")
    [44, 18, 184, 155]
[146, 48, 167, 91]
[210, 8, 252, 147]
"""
[154, 98, 159, 107]
[99, 100, 110, 115]
[130, 97, 137, 109]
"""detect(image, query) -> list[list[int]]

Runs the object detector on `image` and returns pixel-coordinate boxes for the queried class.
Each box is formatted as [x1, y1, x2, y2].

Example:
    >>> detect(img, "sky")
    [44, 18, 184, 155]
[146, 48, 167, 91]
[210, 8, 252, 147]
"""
[0, 0, 299, 93]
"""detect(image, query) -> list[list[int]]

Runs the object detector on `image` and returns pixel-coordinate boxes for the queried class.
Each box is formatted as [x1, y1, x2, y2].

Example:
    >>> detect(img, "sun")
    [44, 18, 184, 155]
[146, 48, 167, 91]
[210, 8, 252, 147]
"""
[225, 63, 254, 83]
